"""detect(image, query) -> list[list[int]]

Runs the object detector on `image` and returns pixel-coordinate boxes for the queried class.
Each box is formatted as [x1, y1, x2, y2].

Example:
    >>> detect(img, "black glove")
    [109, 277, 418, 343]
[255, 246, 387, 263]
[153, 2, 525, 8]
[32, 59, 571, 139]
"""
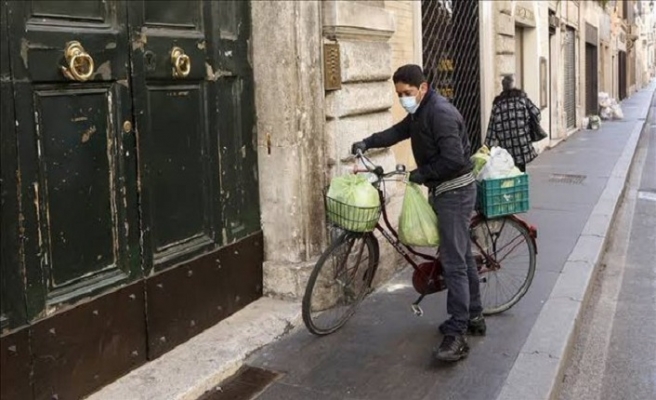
[408, 169, 427, 185]
[351, 141, 367, 155]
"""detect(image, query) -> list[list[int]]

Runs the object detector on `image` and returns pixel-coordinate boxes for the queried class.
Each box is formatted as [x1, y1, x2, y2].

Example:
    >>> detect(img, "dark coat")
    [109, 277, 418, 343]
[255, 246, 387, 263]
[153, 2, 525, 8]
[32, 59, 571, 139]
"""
[363, 89, 473, 187]
[484, 89, 540, 166]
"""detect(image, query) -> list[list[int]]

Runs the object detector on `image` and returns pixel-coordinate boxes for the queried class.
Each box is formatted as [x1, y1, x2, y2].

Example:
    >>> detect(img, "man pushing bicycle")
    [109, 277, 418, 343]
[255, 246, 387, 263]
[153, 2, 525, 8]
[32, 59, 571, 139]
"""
[350, 64, 484, 362]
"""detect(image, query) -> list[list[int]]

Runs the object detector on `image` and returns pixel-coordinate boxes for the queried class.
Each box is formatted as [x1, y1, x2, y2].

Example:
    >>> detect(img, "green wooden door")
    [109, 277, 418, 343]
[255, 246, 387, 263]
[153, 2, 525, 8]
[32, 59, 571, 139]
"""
[127, 0, 259, 274]
[1, 0, 261, 397]
[3, 0, 261, 324]
[127, 0, 262, 358]
[213, 1, 260, 243]
[127, 0, 220, 274]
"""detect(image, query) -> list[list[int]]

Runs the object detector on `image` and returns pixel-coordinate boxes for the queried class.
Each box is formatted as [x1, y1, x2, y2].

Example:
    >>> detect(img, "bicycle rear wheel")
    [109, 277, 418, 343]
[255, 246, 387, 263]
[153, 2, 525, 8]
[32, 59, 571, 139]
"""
[302, 231, 378, 336]
[471, 217, 536, 315]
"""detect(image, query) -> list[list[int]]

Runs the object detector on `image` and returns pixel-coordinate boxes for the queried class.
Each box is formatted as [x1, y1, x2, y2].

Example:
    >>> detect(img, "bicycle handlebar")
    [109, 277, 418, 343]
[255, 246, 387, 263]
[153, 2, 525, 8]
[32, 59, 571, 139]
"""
[353, 150, 407, 181]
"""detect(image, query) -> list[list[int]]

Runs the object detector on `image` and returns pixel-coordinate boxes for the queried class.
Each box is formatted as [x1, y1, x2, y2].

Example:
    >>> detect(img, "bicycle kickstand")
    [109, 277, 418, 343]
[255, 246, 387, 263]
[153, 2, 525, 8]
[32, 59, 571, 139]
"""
[411, 294, 426, 317]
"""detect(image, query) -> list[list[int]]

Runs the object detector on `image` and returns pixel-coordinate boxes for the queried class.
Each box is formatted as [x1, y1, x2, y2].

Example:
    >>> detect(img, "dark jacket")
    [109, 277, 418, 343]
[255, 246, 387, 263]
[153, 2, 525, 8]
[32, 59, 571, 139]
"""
[363, 89, 473, 187]
[485, 89, 539, 166]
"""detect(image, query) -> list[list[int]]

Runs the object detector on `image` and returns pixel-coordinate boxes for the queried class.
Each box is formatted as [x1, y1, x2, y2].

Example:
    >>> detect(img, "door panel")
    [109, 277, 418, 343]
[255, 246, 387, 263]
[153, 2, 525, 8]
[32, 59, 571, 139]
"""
[585, 44, 598, 116]
[619, 51, 627, 100]
[144, 0, 202, 28]
[145, 85, 211, 257]
[211, 0, 260, 243]
[129, 0, 218, 272]
[7, 0, 139, 316]
[31, 0, 105, 21]
[31, 282, 147, 400]
[14, 1, 127, 83]
[33, 87, 120, 288]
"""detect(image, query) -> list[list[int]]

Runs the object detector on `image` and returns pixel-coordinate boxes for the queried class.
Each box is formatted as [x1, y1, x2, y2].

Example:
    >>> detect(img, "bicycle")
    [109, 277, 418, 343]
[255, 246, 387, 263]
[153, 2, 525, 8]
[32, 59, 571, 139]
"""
[302, 151, 538, 336]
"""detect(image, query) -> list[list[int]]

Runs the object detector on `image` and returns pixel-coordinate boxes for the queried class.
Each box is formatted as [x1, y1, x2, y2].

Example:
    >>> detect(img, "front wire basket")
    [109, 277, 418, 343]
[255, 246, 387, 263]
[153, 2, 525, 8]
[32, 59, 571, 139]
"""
[324, 191, 381, 233]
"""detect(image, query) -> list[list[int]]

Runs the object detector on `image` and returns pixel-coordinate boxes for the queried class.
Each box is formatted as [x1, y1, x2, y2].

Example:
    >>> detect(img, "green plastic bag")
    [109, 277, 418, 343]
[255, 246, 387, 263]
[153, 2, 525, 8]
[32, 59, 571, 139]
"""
[398, 182, 440, 247]
[326, 174, 381, 232]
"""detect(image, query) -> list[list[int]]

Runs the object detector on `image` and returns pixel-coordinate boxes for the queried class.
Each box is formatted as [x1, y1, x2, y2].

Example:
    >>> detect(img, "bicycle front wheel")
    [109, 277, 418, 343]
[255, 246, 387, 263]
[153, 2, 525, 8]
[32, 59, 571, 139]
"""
[471, 217, 536, 315]
[302, 231, 378, 336]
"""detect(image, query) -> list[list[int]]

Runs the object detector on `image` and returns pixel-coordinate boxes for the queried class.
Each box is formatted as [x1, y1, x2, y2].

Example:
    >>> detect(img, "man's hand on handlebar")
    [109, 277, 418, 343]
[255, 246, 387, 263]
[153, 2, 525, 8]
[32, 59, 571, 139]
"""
[408, 169, 427, 185]
[351, 141, 367, 156]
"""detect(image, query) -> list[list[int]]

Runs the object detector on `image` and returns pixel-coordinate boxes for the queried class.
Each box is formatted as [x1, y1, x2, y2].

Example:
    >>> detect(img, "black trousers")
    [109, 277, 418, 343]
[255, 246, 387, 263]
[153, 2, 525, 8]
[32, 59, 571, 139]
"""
[429, 182, 482, 335]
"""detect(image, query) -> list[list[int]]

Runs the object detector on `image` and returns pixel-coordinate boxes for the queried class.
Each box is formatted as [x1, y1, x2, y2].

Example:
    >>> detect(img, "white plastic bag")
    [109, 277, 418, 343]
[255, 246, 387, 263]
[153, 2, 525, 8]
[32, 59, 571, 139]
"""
[582, 117, 590, 129]
[611, 104, 624, 120]
[477, 146, 517, 180]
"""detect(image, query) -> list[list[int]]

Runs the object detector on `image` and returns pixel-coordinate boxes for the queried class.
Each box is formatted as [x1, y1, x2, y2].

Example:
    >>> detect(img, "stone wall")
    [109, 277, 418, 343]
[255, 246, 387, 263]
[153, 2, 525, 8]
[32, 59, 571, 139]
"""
[385, 1, 422, 169]
[324, 0, 406, 287]
[252, 0, 326, 300]
[253, 0, 405, 301]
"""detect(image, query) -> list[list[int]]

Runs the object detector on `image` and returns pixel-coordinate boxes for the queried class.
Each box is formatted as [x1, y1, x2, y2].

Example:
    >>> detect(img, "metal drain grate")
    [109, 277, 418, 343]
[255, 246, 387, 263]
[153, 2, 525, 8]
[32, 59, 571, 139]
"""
[197, 366, 281, 400]
[549, 174, 587, 185]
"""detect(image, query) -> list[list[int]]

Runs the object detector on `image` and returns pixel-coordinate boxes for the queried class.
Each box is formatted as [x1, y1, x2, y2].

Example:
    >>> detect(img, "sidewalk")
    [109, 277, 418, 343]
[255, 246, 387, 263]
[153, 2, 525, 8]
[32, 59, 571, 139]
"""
[88, 82, 655, 400]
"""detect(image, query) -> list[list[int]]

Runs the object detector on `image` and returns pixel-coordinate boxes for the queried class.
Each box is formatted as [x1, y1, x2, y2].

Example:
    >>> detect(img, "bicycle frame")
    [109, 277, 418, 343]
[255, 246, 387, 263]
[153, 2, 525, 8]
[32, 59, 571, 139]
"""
[371, 183, 537, 276]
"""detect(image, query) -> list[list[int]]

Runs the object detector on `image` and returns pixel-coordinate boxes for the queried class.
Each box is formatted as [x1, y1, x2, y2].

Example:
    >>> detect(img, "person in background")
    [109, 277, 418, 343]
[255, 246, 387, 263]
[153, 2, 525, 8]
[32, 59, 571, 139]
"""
[351, 64, 483, 363]
[485, 75, 543, 172]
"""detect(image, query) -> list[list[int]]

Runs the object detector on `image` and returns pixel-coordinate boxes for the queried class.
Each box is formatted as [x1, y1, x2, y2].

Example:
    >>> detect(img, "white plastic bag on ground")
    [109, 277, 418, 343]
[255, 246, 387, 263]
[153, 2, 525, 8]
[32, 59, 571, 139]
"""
[477, 146, 517, 180]
[598, 92, 611, 108]
[611, 104, 624, 119]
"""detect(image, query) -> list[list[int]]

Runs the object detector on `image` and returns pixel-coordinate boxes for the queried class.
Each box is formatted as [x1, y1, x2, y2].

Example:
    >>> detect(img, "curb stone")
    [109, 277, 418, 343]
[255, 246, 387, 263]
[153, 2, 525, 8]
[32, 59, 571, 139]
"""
[496, 85, 656, 400]
[86, 298, 302, 400]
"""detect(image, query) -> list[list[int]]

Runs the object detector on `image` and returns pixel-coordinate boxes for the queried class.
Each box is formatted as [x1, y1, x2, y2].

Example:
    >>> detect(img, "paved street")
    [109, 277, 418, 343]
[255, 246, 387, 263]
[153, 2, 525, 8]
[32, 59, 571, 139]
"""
[557, 92, 656, 399]
[227, 86, 656, 400]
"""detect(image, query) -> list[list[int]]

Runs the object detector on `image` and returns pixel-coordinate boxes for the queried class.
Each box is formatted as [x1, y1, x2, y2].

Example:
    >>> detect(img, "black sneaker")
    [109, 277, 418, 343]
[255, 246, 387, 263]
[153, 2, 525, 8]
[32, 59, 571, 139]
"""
[438, 316, 486, 336]
[467, 315, 486, 336]
[434, 335, 469, 362]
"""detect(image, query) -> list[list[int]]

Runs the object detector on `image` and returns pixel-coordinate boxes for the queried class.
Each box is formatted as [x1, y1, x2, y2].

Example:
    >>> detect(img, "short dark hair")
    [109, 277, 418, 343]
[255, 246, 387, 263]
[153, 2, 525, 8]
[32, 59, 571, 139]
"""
[393, 64, 427, 88]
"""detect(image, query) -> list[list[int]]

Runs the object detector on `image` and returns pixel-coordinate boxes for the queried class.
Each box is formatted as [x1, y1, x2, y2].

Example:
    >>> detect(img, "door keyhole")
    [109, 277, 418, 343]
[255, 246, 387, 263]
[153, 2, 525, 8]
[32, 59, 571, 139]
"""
[144, 51, 156, 71]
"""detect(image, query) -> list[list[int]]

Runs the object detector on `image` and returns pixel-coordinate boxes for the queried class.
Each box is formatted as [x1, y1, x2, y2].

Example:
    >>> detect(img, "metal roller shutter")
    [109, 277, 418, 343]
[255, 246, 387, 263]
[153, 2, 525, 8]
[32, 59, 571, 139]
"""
[564, 27, 577, 129]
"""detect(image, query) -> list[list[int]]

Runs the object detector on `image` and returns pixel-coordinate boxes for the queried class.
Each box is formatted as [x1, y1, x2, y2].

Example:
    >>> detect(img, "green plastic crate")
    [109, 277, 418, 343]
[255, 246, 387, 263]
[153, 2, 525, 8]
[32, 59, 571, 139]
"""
[477, 174, 530, 218]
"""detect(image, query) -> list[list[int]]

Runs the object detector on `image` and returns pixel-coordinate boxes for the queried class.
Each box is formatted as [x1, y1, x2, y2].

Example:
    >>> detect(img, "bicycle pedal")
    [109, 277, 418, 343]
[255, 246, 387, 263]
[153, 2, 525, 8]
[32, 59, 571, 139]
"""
[411, 304, 424, 317]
